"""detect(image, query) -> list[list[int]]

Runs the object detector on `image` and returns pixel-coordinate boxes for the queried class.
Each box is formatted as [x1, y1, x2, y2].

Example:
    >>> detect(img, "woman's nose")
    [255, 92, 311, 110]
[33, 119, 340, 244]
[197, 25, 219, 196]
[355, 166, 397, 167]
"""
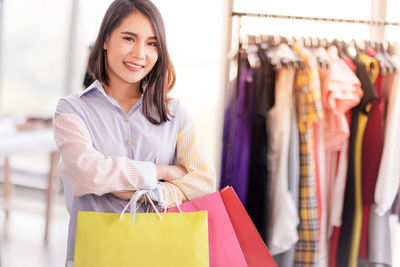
[131, 42, 145, 59]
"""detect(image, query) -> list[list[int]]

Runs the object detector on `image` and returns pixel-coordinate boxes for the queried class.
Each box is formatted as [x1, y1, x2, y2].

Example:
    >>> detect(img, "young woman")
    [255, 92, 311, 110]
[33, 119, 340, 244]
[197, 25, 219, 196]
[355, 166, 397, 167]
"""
[53, 0, 216, 265]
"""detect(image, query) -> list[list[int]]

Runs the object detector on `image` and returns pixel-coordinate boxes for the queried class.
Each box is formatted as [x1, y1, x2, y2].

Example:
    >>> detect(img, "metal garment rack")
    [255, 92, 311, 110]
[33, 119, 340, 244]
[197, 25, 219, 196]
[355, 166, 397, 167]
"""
[228, 11, 400, 75]
[231, 11, 400, 27]
[230, 11, 400, 48]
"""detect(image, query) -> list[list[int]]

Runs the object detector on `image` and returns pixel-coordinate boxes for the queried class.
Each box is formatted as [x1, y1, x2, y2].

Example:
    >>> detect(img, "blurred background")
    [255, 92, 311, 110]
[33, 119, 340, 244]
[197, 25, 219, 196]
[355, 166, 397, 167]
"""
[0, 0, 400, 266]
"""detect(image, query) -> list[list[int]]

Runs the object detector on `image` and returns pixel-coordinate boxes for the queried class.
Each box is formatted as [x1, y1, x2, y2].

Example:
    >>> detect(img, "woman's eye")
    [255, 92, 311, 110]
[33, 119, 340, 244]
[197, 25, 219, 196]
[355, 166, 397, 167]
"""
[123, 37, 134, 42]
[148, 42, 158, 47]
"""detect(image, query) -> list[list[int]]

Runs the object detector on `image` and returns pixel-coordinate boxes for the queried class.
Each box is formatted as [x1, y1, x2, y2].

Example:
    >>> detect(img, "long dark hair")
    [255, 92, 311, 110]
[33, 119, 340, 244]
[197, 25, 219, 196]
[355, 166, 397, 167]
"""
[87, 0, 176, 125]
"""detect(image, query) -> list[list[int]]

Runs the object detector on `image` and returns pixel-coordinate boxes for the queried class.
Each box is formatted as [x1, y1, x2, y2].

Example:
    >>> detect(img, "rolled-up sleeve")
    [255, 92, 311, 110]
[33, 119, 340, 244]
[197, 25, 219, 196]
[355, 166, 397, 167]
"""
[159, 123, 216, 208]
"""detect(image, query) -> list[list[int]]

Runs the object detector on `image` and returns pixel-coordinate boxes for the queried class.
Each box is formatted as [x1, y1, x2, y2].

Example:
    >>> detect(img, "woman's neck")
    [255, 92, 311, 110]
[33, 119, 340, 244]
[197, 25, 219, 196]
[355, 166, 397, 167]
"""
[103, 79, 142, 113]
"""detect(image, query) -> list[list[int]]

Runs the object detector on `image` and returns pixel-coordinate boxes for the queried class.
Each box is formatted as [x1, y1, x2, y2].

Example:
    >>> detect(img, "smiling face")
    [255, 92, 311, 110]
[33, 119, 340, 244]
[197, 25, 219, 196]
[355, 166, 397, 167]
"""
[103, 11, 159, 90]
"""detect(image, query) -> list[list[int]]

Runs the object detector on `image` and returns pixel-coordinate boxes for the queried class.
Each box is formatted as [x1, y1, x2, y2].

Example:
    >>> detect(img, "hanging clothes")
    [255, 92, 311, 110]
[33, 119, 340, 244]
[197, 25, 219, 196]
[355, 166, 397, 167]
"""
[358, 71, 384, 263]
[361, 72, 383, 205]
[359, 50, 400, 267]
[221, 36, 400, 267]
[245, 47, 276, 242]
[266, 44, 299, 255]
[336, 54, 378, 267]
[322, 47, 362, 152]
[220, 53, 254, 205]
[375, 45, 400, 216]
[321, 46, 363, 238]
[293, 45, 323, 267]
[313, 47, 329, 266]
[358, 52, 394, 267]
[373, 50, 400, 263]
[274, 72, 301, 266]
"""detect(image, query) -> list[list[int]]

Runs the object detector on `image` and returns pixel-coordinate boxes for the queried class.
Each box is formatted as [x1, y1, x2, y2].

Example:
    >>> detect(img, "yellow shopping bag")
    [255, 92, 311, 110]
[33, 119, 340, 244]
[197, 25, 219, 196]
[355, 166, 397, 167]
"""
[74, 210, 209, 267]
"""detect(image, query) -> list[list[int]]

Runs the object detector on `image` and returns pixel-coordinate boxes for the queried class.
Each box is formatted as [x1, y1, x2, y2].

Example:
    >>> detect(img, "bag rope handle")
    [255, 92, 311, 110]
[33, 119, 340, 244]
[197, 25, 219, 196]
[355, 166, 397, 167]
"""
[119, 185, 184, 223]
[119, 190, 162, 224]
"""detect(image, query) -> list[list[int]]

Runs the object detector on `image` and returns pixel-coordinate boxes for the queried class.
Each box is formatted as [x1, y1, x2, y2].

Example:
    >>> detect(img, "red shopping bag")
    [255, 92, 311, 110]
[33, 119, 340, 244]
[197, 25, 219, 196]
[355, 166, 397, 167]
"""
[219, 186, 277, 267]
[167, 191, 247, 267]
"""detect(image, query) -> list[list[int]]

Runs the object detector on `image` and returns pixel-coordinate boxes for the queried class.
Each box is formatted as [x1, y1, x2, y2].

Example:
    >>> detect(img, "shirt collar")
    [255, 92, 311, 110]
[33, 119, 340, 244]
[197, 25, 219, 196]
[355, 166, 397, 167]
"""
[79, 80, 108, 97]
[80, 80, 146, 97]
[80, 80, 144, 115]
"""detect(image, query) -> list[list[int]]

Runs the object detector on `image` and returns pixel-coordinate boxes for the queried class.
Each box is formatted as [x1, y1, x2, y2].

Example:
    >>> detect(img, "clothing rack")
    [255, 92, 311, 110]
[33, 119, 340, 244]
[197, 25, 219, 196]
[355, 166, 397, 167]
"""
[232, 11, 400, 27]
[216, 3, 399, 183]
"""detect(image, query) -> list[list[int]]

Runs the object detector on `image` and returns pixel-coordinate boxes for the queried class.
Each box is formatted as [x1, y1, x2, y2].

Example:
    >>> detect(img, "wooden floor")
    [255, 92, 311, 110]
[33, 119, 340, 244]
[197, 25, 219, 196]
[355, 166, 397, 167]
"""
[0, 186, 68, 267]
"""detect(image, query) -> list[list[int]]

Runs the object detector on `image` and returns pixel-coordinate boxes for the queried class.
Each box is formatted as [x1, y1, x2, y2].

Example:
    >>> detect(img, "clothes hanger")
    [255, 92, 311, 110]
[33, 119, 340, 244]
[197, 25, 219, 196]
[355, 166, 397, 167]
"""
[255, 35, 263, 46]
[267, 35, 275, 46]
[274, 36, 292, 68]
[285, 36, 304, 69]
[379, 41, 394, 72]
[379, 41, 396, 73]
[348, 39, 361, 57]
[259, 34, 269, 50]
[316, 37, 322, 48]
[364, 40, 371, 50]
[305, 36, 313, 48]
[311, 37, 317, 48]
[283, 37, 301, 68]
[311, 37, 324, 68]
[384, 41, 397, 72]
[323, 38, 330, 49]
[359, 40, 366, 54]
[276, 46, 291, 68]
[340, 40, 356, 61]
[373, 41, 390, 74]
[246, 46, 261, 69]
[364, 40, 379, 59]
[257, 35, 281, 70]
[339, 40, 357, 70]
[331, 38, 339, 48]
[300, 36, 308, 48]
[248, 35, 256, 45]
[336, 39, 347, 59]
[331, 39, 341, 56]
[282, 37, 302, 68]
[290, 36, 297, 46]
[244, 35, 261, 69]
[280, 36, 288, 44]
[272, 36, 286, 69]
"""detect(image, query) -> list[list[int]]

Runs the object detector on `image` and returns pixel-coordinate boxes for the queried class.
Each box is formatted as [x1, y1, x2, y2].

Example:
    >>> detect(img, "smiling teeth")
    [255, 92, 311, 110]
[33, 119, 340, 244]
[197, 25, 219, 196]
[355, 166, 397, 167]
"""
[125, 62, 143, 69]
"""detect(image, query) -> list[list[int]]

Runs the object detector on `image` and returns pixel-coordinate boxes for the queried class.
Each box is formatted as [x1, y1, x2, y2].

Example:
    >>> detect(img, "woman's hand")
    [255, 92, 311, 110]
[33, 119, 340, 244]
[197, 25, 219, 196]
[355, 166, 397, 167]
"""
[112, 164, 187, 199]
[112, 191, 158, 208]
[156, 164, 187, 181]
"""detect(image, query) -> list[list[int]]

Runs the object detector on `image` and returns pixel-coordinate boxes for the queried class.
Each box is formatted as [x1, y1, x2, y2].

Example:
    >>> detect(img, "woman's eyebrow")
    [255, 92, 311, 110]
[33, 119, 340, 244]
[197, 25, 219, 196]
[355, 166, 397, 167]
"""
[120, 31, 157, 40]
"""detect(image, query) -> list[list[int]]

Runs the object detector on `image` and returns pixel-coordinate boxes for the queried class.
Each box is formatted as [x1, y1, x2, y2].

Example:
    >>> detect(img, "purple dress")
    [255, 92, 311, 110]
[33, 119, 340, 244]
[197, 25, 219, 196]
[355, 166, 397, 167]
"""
[220, 59, 254, 205]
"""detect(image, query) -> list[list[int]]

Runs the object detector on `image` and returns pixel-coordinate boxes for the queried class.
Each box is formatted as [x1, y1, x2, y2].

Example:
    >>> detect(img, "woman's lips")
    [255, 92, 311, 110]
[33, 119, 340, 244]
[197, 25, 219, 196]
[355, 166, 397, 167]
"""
[124, 61, 144, 72]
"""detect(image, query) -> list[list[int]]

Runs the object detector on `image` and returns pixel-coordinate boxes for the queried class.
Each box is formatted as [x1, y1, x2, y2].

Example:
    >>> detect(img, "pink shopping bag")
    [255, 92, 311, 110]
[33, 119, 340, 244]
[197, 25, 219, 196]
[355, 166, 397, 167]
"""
[167, 191, 247, 267]
[219, 186, 277, 267]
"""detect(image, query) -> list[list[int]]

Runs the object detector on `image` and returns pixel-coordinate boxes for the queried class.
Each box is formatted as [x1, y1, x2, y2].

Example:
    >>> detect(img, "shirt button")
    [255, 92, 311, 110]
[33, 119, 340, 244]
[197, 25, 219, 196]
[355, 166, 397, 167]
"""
[126, 140, 131, 145]
[125, 116, 130, 121]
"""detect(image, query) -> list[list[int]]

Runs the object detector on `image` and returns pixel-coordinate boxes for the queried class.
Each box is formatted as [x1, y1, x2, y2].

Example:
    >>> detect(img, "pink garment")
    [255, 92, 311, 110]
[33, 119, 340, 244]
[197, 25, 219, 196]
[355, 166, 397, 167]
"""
[322, 47, 363, 238]
[322, 46, 363, 151]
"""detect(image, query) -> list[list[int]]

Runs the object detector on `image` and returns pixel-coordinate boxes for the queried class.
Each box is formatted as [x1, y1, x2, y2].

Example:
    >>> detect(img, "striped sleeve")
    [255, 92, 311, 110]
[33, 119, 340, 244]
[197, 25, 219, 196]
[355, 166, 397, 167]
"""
[160, 123, 216, 207]
[54, 113, 158, 197]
